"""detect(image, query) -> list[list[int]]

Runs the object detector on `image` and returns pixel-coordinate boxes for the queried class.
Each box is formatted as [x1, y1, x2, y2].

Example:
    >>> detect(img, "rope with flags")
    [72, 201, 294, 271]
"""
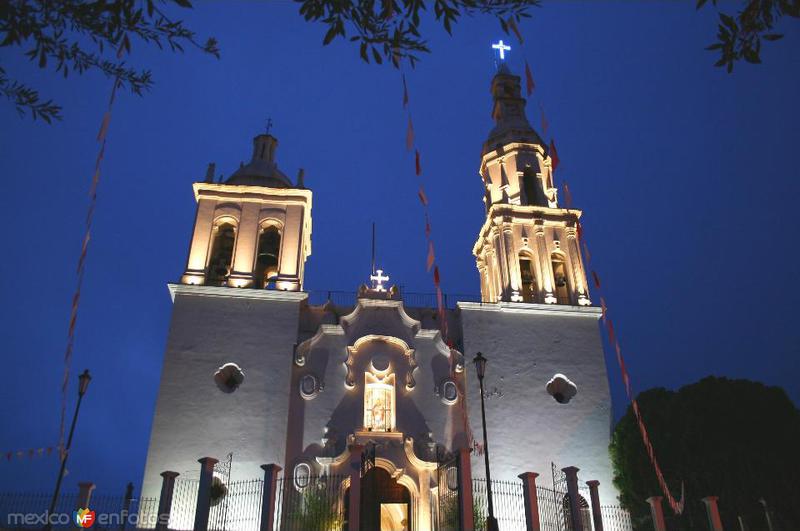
[57, 75, 120, 461]
[505, 17, 686, 515]
[3, 445, 62, 462]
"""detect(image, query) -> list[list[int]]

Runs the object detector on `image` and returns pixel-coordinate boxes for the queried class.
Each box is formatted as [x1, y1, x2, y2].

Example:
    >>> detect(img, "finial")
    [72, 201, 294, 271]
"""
[205, 162, 216, 183]
[296, 168, 305, 188]
[492, 40, 511, 61]
[265, 117, 273, 135]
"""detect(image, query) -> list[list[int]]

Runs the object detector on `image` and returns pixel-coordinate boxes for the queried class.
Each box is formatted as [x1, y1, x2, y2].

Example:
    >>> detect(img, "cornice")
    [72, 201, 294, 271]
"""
[168, 283, 309, 303]
[192, 182, 312, 204]
[457, 301, 602, 319]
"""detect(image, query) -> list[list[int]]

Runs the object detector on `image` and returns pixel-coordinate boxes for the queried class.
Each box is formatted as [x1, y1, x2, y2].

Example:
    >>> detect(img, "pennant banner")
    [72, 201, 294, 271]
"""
[525, 61, 535, 97]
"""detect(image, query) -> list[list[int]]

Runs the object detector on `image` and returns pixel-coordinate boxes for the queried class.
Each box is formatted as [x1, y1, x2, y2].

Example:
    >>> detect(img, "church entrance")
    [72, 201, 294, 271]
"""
[352, 467, 411, 531]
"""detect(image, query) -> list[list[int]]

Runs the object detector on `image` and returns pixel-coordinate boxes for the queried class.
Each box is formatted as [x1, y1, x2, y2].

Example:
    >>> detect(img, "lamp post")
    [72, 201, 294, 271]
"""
[45, 369, 91, 530]
[473, 352, 499, 531]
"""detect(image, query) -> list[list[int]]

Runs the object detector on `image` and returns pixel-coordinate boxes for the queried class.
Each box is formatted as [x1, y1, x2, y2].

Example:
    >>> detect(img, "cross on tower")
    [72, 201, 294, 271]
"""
[265, 118, 273, 134]
[370, 269, 390, 292]
[492, 40, 511, 60]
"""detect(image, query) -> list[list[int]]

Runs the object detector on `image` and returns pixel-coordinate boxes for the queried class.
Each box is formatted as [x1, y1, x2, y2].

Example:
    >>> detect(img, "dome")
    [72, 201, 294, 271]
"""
[225, 134, 293, 188]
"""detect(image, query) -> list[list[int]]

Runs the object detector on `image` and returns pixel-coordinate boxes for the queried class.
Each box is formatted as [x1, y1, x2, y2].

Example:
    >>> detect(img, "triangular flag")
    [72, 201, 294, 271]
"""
[415, 149, 421, 176]
[433, 265, 441, 286]
[507, 17, 524, 45]
[402, 73, 409, 108]
[525, 61, 535, 96]
[539, 103, 549, 136]
[592, 270, 601, 289]
[406, 116, 415, 151]
[549, 139, 560, 171]
[424, 215, 431, 238]
[426, 241, 435, 271]
[97, 111, 111, 141]
[582, 240, 591, 263]
[418, 186, 428, 206]
[562, 182, 573, 207]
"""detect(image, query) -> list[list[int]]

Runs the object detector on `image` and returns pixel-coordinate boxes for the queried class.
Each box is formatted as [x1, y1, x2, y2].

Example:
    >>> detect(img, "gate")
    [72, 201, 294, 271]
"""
[549, 463, 592, 531]
[360, 442, 378, 530]
[208, 452, 234, 530]
[436, 451, 461, 531]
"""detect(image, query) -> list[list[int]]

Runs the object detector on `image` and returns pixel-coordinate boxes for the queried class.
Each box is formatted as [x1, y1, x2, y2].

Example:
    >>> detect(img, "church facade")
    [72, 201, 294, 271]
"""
[141, 65, 618, 529]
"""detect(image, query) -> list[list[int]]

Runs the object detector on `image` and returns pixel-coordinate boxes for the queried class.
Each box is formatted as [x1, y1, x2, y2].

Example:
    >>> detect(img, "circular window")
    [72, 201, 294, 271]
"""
[214, 363, 244, 393]
[299, 374, 318, 400]
[294, 463, 311, 490]
[441, 380, 458, 405]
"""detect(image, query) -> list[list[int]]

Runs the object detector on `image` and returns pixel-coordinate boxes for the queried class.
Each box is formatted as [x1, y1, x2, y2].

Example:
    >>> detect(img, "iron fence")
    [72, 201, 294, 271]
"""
[305, 289, 482, 309]
[600, 505, 634, 531]
[274, 474, 347, 531]
[472, 478, 527, 531]
[209, 478, 263, 531]
[168, 478, 199, 530]
[537, 484, 565, 531]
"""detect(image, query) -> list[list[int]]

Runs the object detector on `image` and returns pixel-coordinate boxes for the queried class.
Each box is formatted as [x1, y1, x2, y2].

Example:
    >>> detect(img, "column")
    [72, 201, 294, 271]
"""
[566, 226, 591, 306]
[417, 468, 432, 531]
[457, 447, 475, 531]
[347, 444, 364, 531]
[155, 471, 179, 531]
[193, 457, 218, 531]
[562, 467, 584, 531]
[703, 496, 724, 531]
[585, 480, 604, 531]
[182, 198, 216, 284]
[646, 496, 667, 531]
[502, 225, 522, 302]
[536, 226, 556, 303]
[277, 204, 304, 290]
[517, 472, 541, 531]
[229, 202, 259, 287]
[121, 482, 134, 531]
[259, 464, 282, 531]
[493, 229, 511, 301]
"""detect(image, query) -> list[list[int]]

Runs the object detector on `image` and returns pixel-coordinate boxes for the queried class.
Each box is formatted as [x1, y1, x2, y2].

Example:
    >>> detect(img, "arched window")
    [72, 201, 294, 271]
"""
[364, 373, 395, 432]
[519, 255, 537, 302]
[207, 223, 235, 284]
[521, 170, 539, 206]
[255, 226, 281, 288]
[551, 253, 570, 304]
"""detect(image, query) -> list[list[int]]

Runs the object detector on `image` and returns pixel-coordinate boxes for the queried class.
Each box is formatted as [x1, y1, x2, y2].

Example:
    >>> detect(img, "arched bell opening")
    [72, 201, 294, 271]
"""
[255, 225, 281, 288]
[206, 222, 236, 285]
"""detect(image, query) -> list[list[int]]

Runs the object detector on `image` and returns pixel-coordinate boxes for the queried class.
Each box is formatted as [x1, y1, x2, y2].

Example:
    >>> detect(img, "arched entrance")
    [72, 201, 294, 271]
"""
[347, 467, 411, 531]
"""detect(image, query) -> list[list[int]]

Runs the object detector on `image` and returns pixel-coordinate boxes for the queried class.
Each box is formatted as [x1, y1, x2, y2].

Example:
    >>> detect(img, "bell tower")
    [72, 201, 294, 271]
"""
[180, 133, 312, 291]
[474, 65, 591, 306]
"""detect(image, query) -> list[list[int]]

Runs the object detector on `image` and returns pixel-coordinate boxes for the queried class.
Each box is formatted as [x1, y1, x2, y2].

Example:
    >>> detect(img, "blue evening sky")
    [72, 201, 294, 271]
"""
[0, 2, 798, 494]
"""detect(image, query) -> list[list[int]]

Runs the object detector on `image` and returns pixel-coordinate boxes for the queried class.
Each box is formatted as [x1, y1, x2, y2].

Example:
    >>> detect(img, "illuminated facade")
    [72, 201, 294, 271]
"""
[142, 65, 618, 530]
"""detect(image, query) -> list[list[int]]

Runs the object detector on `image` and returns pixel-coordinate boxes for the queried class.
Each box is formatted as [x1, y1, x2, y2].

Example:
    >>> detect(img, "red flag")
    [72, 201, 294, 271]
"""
[507, 17, 524, 45]
[525, 61, 535, 96]
[424, 215, 431, 238]
[402, 73, 409, 108]
[599, 297, 608, 322]
[562, 182, 573, 207]
[426, 241, 435, 271]
[592, 270, 601, 289]
[582, 241, 591, 263]
[406, 116, 415, 151]
[415, 149, 421, 176]
[97, 111, 111, 141]
[549, 140, 560, 171]
[433, 265, 441, 286]
[418, 186, 428, 206]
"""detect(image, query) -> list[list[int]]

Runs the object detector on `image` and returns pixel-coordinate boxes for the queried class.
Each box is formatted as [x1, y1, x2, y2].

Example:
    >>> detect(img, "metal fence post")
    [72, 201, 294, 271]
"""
[74, 482, 96, 530]
[259, 464, 282, 531]
[120, 482, 134, 530]
[348, 444, 364, 531]
[586, 480, 604, 531]
[458, 447, 475, 531]
[646, 496, 667, 531]
[703, 496, 724, 531]
[155, 471, 179, 531]
[562, 467, 584, 531]
[194, 457, 219, 531]
[517, 472, 541, 531]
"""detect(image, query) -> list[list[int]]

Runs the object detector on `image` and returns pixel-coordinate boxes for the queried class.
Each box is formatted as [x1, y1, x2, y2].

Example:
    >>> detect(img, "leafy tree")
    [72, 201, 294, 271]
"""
[610, 376, 800, 531]
[699, 0, 799, 72]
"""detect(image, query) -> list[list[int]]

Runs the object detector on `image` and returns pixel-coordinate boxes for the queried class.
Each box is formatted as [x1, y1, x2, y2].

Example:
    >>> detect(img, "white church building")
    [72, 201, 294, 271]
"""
[141, 64, 618, 530]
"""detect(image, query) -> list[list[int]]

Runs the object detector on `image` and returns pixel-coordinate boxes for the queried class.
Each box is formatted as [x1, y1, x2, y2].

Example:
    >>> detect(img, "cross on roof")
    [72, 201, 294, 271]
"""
[370, 269, 390, 292]
[265, 118, 273, 134]
[492, 40, 511, 60]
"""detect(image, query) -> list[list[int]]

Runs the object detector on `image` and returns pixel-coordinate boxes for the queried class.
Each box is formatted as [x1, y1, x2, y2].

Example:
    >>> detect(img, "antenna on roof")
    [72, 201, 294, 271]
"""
[371, 222, 376, 275]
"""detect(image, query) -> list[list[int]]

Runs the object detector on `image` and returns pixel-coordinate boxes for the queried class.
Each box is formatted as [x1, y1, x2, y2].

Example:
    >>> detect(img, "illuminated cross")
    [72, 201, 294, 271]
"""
[492, 40, 511, 60]
[370, 269, 390, 292]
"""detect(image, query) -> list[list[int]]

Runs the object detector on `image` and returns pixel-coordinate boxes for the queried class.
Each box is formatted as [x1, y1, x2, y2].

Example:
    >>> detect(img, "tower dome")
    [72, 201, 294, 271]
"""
[226, 134, 293, 188]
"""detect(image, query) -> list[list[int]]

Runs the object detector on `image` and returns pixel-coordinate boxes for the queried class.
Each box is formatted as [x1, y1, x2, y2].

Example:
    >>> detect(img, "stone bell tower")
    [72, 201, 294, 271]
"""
[474, 65, 590, 306]
[180, 133, 312, 291]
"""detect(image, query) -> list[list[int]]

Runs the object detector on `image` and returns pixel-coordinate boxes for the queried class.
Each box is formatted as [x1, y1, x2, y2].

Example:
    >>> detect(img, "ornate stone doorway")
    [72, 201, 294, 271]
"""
[358, 467, 411, 531]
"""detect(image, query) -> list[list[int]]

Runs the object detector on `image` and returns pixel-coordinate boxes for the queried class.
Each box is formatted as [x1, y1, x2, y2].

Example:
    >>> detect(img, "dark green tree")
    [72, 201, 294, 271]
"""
[610, 377, 800, 531]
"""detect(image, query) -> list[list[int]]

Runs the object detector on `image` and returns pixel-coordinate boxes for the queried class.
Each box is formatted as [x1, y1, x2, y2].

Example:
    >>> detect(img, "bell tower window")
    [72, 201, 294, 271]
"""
[551, 253, 570, 304]
[207, 223, 236, 285]
[364, 373, 395, 432]
[519, 255, 537, 302]
[255, 226, 281, 288]
[521, 171, 539, 206]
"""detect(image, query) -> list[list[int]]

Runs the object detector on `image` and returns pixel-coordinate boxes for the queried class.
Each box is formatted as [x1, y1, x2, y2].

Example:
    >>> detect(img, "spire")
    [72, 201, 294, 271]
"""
[484, 67, 543, 155]
[226, 133, 293, 188]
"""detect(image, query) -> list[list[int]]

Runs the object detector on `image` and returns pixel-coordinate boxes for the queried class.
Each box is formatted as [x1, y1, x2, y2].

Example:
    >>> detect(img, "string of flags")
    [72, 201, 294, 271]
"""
[506, 17, 685, 515]
[58, 74, 121, 460]
[4, 445, 62, 462]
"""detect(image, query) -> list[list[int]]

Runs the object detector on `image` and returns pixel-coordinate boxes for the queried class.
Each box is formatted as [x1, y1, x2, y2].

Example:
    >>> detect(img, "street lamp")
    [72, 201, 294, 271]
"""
[473, 352, 499, 531]
[45, 369, 92, 530]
